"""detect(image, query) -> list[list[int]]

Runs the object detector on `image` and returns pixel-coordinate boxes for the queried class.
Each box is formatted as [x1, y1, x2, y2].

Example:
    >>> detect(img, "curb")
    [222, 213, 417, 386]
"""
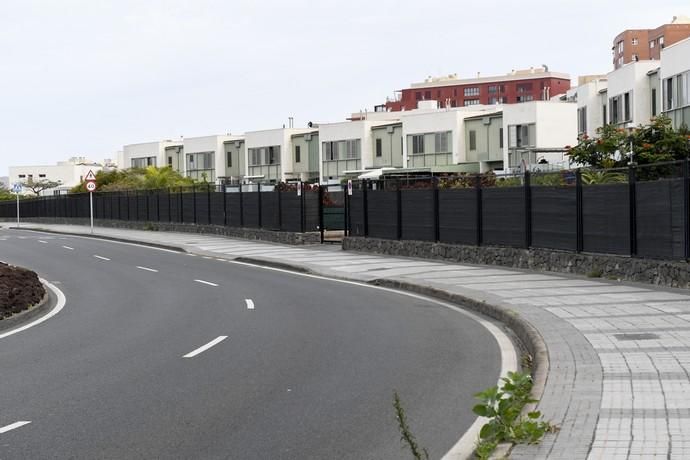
[10, 227, 187, 253]
[0, 282, 55, 334]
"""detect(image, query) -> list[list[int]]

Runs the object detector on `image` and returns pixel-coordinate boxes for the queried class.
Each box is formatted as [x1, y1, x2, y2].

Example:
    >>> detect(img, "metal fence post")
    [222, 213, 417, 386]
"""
[363, 180, 369, 237]
[629, 165, 637, 256]
[146, 189, 150, 221]
[239, 184, 244, 227]
[179, 188, 183, 223]
[576, 169, 584, 253]
[396, 186, 402, 240]
[157, 190, 161, 222]
[277, 185, 283, 231]
[524, 170, 532, 249]
[126, 190, 130, 221]
[344, 183, 349, 237]
[318, 184, 325, 243]
[223, 184, 228, 226]
[300, 182, 305, 233]
[192, 185, 197, 224]
[257, 183, 262, 228]
[433, 178, 440, 242]
[207, 184, 212, 225]
[168, 188, 172, 223]
[683, 158, 690, 260]
[476, 174, 483, 246]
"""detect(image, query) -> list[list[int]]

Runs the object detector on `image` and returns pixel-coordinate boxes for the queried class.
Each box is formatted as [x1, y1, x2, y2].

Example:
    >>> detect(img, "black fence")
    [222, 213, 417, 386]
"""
[347, 160, 690, 261]
[0, 184, 322, 234]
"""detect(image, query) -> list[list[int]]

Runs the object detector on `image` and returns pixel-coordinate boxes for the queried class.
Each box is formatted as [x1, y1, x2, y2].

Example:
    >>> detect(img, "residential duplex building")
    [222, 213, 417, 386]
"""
[121, 140, 184, 171]
[222, 138, 246, 184]
[183, 135, 240, 183]
[565, 76, 608, 138]
[605, 60, 659, 128]
[8, 157, 104, 195]
[244, 127, 315, 183]
[660, 36, 690, 128]
[290, 130, 320, 183]
[382, 67, 571, 112]
[502, 101, 578, 172]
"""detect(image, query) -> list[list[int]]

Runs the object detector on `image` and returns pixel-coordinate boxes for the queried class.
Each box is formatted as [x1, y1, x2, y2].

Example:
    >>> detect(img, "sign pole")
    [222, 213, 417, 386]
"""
[16, 193, 19, 228]
[89, 191, 94, 234]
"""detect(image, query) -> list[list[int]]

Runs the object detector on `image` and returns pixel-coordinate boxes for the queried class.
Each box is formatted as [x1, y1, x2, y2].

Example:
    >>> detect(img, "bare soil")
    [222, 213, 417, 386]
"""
[0, 262, 45, 319]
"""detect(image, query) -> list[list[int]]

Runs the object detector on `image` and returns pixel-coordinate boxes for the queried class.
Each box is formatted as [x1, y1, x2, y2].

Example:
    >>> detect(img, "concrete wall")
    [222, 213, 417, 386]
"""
[575, 79, 608, 137]
[464, 115, 503, 168]
[371, 124, 403, 168]
[606, 61, 659, 127]
[290, 132, 319, 182]
[222, 139, 246, 182]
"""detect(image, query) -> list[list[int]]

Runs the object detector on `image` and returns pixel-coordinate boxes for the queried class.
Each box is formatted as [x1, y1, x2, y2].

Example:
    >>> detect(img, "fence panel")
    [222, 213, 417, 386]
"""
[195, 190, 210, 225]
[349, 190, 365, 236]
[304, 191, 320, 231]
[210, 191, 225, 226]
[531, 186, 577, 251]
[438, 189, 477, 245]
[226, 192, 242, 227]
[401, 189, 435, 242]
[482, 187, 526, 248]
[367, 190, 398, 240]
[261, 192, 280, 230]
[582, 183, 630, 255]
[180, 193, 194, 223]
[281, 191, 302, 232]
[242, 192, 260, 228]
[636, 179, 684, 259]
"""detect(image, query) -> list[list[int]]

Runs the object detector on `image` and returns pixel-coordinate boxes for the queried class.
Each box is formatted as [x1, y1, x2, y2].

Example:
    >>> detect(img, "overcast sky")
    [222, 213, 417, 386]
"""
[0, 0, 687, 177]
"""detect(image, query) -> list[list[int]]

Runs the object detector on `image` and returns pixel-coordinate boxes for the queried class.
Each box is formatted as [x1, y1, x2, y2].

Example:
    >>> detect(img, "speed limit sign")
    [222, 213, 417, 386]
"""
[86, 181, 97, 192]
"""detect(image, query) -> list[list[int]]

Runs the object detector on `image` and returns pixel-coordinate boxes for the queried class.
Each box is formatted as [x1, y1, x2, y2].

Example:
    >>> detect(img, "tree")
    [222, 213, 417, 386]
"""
[21, 179, 62, 196]
[70, 166, 195, 192]
[0, 185, 14, 201]
[567, 115, 690, 169]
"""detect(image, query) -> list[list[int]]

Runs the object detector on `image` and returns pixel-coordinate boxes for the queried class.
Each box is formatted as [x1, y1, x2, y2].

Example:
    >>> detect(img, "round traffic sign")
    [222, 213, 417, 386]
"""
[86, 181, 97, 192]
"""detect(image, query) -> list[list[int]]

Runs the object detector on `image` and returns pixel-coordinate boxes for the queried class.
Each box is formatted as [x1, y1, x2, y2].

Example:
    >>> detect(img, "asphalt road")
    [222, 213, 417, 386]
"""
[0, 228, 502, 459]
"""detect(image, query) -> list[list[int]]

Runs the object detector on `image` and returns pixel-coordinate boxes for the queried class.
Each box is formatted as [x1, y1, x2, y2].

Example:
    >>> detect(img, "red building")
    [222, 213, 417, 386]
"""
[381, 67, 571, 112]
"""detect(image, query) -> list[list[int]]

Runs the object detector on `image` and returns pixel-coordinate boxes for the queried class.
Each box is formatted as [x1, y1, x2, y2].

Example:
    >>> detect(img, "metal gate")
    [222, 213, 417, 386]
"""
[320, 184, 347, 243]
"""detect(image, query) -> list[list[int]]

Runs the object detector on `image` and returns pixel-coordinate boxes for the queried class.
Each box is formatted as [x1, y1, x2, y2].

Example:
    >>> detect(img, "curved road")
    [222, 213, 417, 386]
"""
[0, 229, 503, 459]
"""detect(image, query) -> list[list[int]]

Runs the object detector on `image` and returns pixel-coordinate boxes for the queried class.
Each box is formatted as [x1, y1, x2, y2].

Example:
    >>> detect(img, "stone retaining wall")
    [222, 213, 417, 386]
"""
[343, 236, 690, 289]
[9, 218, 321, 245]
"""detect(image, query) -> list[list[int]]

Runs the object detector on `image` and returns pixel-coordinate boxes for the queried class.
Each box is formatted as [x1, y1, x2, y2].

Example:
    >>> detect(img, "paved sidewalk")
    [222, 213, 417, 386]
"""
[8, 223, 690, 459]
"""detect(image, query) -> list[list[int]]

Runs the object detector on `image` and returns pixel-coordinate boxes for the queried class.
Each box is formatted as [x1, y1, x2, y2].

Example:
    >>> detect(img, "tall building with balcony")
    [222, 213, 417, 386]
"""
[381, 67, 571, 112]
[612, 16, 690, 69]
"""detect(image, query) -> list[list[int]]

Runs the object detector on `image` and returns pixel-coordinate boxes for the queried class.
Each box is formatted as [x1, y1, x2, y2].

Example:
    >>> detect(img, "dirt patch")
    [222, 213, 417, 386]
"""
[0, 262, 45, 319]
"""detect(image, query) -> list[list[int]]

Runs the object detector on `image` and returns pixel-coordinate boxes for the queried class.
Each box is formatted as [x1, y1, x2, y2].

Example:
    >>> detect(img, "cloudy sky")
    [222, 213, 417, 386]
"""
[0, 0, 687, 176]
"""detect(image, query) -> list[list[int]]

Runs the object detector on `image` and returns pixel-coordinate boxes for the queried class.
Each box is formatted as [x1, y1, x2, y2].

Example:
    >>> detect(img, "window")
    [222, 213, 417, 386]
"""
[659, 36, 664, 46]
[344, 139, 361, 159]
[610, 95, 620, 123]
[453, 88, 458, 97]
[323, 142, 339, 161]
[266, 146, 280, 165]
[469, 130, 477, 151]
[489, 96, 506, 104]
[415, 92, 422, 101]
[499, 128, 504, 148]
[375, 138, 382, 157]
[632, 53, 639, 61]
[602, 104, 607, 126]
[424, 90, 431, 100]
[464, 99, 480, 106]
[249, 148, 262, 166]
[517, 95, 534, 103]
[411, 135, 424, 154]
[650, 40, 656, 49]
[131, 156, 156, 168]
[517, 83, 533, 93]
[18, 174, 26, 178]
[617, 41, 624, 53]
[227, 151, 232, 167]
[488, 85, 498, 93]
[167, 156, 173, 167]
[578, 106, 588, 134]
[509, 124, 532, 148]
[434, 132, 450, 153]
[651, 88, 657, 116]
[39, 174, 46, 178]
[664, 77, 674, 111]
[632, 38, 639, 45]
[464, 87, 480, 97]
[623, 92, 631, 121]
[295, 145, 301, 163]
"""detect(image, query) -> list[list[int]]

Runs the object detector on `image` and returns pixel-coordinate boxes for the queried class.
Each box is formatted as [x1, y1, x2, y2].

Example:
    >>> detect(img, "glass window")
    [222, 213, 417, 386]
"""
[434, 132, 449, 153]
[464, 99, 480, 106]
[411, 135, 424, 154]
[375, 138, 382, 157]
[499, 128, 504, 148]
[469, 130, 477, 151]
[295, 145, 301, 163]
[464, 87, 480, 97]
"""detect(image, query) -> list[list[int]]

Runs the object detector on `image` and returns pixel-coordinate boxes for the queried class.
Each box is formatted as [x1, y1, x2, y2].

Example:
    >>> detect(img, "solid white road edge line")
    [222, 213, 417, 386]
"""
[93, 255, 111, 261]
[0, 421, 31, 434]
[0, 280, 66, 340]
[194, 279, 218, 287]
[61, 245, 74, 250]
[14, 229, 181, 254]
[136, 266, 158, 273]
[228, 259, 518, 460]
[245, 299, 255, 310]
[182, 336, 228, 358]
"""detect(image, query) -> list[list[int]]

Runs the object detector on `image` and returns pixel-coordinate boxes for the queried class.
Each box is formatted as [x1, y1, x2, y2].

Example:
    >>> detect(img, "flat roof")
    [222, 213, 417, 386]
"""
[406, 70, 571, 90]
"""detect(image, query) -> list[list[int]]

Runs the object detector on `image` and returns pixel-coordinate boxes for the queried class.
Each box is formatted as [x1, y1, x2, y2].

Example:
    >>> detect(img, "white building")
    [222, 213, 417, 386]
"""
[244, 127, 314, 183]
[182, 134, 240, 183]
[605, 60, 660, 128]
[8, 157, 104, 195]
[502, 101, 578, 171]
[319, 118, 399, 182]
[400, 105, 503, 173]
[660, 36, 690, 128]
[121, 140, 184, 172]
[567, 77, 608, 137]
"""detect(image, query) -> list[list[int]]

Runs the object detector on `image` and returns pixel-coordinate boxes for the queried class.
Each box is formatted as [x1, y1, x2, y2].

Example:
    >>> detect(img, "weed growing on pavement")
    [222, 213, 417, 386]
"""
[473, 371, 555, 459]
[586, 268, 603, 278]
[393, 391, 429, 460]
